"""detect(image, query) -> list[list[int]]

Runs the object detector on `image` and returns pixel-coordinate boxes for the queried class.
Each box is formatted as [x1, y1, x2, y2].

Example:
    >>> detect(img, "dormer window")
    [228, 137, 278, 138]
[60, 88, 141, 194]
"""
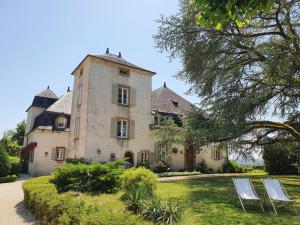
[119, 68, 130, 76]
[172, 101, 178, 107]
[56, 116, 67, 129]
[154, 116, 159, 126]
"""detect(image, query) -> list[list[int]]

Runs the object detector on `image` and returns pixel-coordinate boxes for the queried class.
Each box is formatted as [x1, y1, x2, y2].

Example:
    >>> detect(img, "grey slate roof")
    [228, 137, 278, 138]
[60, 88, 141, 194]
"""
[32, 92, 73, 132]
[36, 89, 58, 99]
[47, 91, 73, 114]
[152, 85, 196, 116]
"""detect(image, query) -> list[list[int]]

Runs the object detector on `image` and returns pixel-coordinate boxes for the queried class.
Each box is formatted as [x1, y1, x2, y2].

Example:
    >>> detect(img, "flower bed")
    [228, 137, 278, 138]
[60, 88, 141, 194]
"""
[157, 171, 201, 177]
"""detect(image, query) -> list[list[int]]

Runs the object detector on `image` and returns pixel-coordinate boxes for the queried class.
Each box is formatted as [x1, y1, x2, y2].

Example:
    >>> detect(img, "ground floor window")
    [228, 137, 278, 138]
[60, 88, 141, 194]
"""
[141, 152, 149, 163]
[158, 144, 168, 161]
[55, 147, 65, 161]
[212, 146, 221, 160]
[29, 151, 34, 163]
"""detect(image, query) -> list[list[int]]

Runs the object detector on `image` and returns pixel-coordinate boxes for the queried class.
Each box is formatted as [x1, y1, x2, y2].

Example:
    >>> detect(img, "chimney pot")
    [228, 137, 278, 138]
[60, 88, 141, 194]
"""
[106, 48, 109, 54]
[163, 82, 166, 88]
[118, 52, 122, 58]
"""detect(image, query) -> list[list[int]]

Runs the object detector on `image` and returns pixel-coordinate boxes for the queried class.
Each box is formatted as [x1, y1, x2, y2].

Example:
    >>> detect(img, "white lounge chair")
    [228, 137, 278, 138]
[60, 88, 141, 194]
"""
[232, 178, 264, 212]
[262, 178, 297, 214]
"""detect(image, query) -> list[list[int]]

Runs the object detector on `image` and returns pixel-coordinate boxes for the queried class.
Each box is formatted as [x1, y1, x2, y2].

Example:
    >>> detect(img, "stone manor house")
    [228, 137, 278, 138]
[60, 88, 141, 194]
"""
[21, 49, 227, 176]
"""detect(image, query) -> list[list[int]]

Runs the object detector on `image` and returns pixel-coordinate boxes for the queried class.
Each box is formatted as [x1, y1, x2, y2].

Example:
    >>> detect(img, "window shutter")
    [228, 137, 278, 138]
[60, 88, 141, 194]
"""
[129, 120, 135, 139]
[112, 84, 118, 104]
[110, 118, 117, 137]
[154, 142, 159, 162]
[148, 152, 154, 163]
[137, 152, 142, 163]
[211, 146, 214, 160]
[130, 87, 136, 106]
[51, 148, 56, 160]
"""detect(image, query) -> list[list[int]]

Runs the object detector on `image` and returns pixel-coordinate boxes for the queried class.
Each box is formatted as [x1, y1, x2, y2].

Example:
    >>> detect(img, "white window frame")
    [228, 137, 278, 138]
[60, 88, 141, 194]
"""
[118, 86, 129, 105]
[141, 152, 149, 163]
[77, 85, 82, 105]
[74, 118, 80, 139]
[213, 147, 220, 160]
[117, 119, 128, 138]
[56, 147, 65, 161]
[56, 116, 67, 129]
[154, 116, 160, 126]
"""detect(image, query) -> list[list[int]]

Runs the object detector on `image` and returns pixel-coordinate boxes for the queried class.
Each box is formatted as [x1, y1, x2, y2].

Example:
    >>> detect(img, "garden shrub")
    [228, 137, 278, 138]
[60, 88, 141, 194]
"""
[50, 160, 125, 193]
[0, 175, 17, 183]
[142, 198, 182, 224]
[223, 160, 245, 173]
[196, 159, 209, 173]
[152, 161, 171, 173]
[9, 156, 21, 176]
[158, 171, 201, 177]
[121, 167, 157, 198]
[0, 147, 10, 177]
[263, 142, 298, 175]
[124, 186, 147, 213]
[65, 157, 89, 164]
[23, 176, 146, 225]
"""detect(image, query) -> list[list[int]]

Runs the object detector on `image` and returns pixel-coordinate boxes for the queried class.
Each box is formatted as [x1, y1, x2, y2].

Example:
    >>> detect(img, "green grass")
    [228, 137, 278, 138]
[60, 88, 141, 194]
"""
[156, 175, 300, 225]
[158, 171, 201, 177]
[24, 175, 300, 225]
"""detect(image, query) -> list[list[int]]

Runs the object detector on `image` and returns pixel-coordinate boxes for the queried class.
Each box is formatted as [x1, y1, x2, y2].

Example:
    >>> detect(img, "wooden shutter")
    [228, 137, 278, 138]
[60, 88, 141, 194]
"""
[112, 84, 118, 104]
[148, 152, 154, 163]
[130, 87, 136, 106]
[110, 117, 117, 137]
[154, 142, 159, 162]
[51, 148, 56, 160]
[129, 120, 135, 139]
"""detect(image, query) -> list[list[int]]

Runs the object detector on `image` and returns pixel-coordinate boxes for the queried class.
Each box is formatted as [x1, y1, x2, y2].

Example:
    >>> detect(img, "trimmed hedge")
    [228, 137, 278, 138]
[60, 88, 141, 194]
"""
[23, 176, 149, 225]
[9, 156, 21, 176]
[0, 175, 17, 183]
[50, 160, 125, 193]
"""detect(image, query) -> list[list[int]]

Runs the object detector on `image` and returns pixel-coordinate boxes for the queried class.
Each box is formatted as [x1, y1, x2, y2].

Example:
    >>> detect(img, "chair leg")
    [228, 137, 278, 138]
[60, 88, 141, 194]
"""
[270, 200, 278, 214]
[259, 201, 265, 213]
[239, 199, 246, 212]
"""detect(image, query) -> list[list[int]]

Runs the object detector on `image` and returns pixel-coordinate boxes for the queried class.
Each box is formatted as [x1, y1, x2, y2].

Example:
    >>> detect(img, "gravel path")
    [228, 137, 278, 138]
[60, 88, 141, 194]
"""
[158, 173, 245, 181]
[0, 174, 37, 225]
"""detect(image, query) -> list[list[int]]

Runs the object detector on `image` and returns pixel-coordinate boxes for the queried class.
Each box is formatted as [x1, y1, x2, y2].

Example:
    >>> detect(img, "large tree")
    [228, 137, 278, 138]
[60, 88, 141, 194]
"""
[154, 0, 300, 157]
[0, 120, 25, 156]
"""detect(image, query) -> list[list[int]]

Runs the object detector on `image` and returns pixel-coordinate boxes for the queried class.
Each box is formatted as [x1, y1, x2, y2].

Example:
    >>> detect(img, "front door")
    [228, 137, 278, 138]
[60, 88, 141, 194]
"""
[124, 151, 134, 167]
[185, 147, 195, 170]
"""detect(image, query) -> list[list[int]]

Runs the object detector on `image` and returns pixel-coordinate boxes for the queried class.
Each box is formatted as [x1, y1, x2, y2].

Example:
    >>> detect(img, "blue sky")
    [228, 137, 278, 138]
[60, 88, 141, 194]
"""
[0, 0, 200, 136]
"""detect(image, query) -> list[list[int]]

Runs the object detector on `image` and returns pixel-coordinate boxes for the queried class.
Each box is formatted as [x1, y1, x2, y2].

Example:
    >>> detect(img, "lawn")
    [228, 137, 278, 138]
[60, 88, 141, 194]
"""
[156, 175, 300, 225]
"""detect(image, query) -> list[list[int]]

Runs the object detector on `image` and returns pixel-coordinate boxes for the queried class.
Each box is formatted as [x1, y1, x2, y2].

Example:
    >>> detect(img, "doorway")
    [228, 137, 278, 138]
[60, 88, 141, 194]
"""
[185, 147, 195, 170]
[124, 151, 134, 167]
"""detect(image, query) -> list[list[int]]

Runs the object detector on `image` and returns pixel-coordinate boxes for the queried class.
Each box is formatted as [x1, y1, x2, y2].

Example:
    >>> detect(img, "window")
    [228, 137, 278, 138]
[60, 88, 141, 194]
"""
[56, 147, 65, 161]
[56, 116, 66, 129]
[172, 100, 178, 107]
[154, 116, 159, 126]
[29, 151, 34, 163]
[119, 69, 129, 76]
[118, 87, 129, 105]
[74, 118, 80, 139]
[141, 152, 149, 163]
[117, 119, 128, 138]
[77, 85, 82, 105]
[110, 153, 116, 161]
[213, 147, 221, 160]
[159, 144, 168, 161]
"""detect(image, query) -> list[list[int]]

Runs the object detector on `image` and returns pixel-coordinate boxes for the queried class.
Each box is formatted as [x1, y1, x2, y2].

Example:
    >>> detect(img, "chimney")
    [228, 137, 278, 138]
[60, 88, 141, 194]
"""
[106, 48, 109, 54]
[118, 52, 122, 58]
[67, 86, 70, 92]
[47, 85, 50, 89]
[163, 82, 166, 88]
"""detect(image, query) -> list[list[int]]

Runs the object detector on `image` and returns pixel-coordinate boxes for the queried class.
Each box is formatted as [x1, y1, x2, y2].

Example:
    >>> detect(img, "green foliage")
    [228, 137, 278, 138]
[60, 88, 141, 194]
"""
[8, 156, 21, 176]
[196, 159, 209, 173]
[193, 0, 273, 28]
[124, 187, 147, 213]
[0, 120, 25, 156]
[121, 167, 157, 198]
[158, 171, 201, 177]
[223, 160, 245, 173]
[65, 157, 89, 164]
[0, 146, 11, 177]
[263, 142, 298, 175]
[153, 161, 171, 173]
[23, 176, 146, 225]
[50, 160, 125, 193]
[154, 0, 300, 152]
[0, 175, 17, 183]
[142, 198, 182, 224]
